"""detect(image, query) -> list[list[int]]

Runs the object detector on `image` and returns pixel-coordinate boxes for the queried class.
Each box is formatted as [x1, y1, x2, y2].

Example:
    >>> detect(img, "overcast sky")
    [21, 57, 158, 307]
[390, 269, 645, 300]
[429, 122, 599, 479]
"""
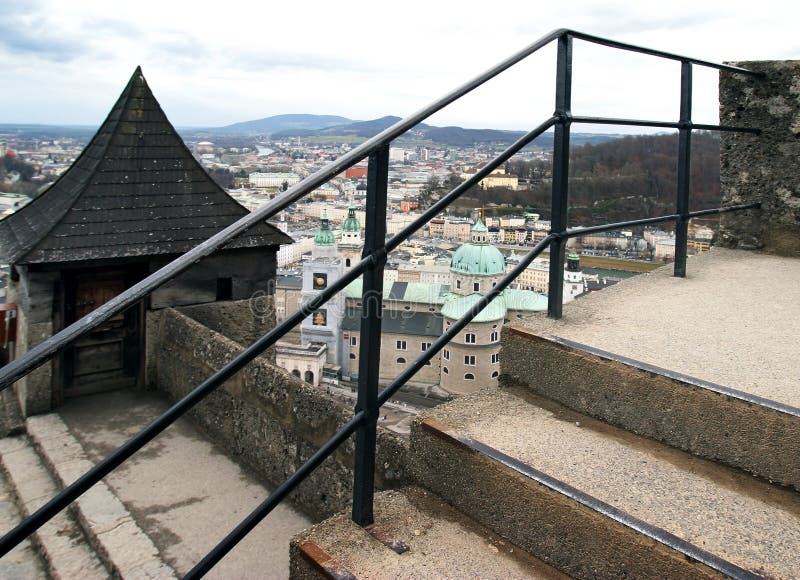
[1, 0, 797, 133]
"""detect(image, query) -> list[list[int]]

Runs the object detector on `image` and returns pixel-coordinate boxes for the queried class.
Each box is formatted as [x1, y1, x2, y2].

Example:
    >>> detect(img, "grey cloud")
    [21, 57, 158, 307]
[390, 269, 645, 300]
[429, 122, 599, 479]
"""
[0, 18, 88, 62]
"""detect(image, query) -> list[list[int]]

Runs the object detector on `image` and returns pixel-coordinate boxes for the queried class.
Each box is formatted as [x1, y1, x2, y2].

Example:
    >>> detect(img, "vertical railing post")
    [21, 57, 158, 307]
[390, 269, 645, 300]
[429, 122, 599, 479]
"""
[548, 32, 573, 319]
[352, 143, 389, 527]
[674, 61, 692, 277]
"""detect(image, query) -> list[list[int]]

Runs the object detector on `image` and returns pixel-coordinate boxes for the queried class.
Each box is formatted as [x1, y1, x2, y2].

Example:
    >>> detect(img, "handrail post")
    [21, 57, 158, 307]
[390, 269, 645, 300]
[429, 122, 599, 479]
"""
[674, 61, 692, 277]
[548, 32, 573, 319]
[352, 143, 389, 526]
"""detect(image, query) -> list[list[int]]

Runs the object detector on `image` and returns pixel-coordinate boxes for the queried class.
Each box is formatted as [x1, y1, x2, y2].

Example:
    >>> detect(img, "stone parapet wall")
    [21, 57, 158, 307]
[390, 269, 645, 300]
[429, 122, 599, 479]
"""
[176, 298, 277, 362]
[151, 307, 409, 521]
[720, 60, 800, 256]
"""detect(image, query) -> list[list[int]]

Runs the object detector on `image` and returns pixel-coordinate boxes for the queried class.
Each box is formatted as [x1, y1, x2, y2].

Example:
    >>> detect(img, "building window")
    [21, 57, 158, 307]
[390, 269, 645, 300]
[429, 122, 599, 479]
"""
[464, 373, 475, 380]
[490, 331, 499, 342]
[491, 371, 499, 378]
[397, 357, 406, 364]
[349, 353, 357, 359]
[345, 258, 351, 267]
[491, 353, 500, 364]
[465, 333, 476, 344]
[473, 282, 480, 292]
[464, 355, 476, 366]
[421, 342, 431, 351]
[456, 279, 461, 289]
[443, 366, 449, 374]
[443, 349, 450, 360]
[404, 305, 411, 310]
[350, 335, 358, 346]
[396, 340, 407, 350]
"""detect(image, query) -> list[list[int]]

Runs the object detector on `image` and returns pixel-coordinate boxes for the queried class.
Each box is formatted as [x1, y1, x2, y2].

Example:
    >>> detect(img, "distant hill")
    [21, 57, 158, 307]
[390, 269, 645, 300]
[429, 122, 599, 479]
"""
[270, 115, 621, 147]
[206, 114, 355, 136]
[0, 124, 96, 138]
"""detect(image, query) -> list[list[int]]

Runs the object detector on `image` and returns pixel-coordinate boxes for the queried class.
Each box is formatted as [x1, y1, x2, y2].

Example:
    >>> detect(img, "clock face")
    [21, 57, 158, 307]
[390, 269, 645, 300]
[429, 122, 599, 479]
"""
[313, 272, 328, 289]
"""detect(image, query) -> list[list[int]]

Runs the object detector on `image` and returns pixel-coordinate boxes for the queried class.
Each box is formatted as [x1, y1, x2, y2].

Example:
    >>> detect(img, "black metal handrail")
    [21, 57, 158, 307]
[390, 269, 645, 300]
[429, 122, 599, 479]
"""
[0, 28, 762, 577]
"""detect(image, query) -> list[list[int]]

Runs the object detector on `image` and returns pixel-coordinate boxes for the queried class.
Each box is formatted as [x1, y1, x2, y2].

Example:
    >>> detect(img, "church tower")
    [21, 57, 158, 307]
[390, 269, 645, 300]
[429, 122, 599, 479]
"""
[338, 207, 363, 272]
[440, 219, 505, 395]
[563, 252, 585, 303]
[300, 212, 346, 371]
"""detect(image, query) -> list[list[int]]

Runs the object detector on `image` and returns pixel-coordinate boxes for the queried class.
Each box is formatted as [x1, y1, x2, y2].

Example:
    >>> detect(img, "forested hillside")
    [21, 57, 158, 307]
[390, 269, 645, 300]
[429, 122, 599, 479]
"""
[469, 132, 721, 226]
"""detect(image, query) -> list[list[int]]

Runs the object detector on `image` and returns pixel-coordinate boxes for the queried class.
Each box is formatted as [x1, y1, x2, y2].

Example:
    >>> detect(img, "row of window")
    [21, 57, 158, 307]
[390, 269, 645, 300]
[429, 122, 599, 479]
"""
[454, 280, 499, 292]
[349, 328, 501, 351]
[442, 368, 500, 379]
[442, 349, 499, 364]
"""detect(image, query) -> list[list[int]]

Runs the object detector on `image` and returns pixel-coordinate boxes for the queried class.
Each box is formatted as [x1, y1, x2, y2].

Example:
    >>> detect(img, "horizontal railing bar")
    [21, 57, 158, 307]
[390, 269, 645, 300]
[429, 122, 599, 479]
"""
[558, 202, 760, 240]
[0, 256, 373, 556]
[0, 26, 763, 391]
[567, 30, 765, 76]
[0, 116, 558, 551]
[184, 410, 367, 579]
[571, 115, 760, 134]
[386, 117, 557, 255]
[0, 29, 569, 392]
[378, 235, 556, 407]
[377, 202, 761, 405]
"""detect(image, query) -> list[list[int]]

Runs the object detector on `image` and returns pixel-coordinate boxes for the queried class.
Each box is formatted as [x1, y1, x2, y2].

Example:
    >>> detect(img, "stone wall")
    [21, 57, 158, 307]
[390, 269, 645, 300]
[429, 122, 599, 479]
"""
[151, 308, 410, 521]
[720, 60, 800, 256]
[10, 268, 59, 415]
[177, 298, 277, 362]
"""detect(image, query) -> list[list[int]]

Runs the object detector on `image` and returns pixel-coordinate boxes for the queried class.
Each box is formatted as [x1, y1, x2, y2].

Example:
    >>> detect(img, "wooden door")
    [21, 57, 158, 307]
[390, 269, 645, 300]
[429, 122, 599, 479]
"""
[64, 269, 141, 396]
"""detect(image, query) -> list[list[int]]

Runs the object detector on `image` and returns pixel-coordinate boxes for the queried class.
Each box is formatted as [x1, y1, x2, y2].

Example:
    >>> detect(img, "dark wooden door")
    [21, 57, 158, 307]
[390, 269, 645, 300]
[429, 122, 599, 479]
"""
[64, 269, 141, 396]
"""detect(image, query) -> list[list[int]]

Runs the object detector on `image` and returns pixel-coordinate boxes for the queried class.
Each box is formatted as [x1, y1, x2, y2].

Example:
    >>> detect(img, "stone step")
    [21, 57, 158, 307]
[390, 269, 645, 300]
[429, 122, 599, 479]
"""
[503, 326, 800, 490]
[0, 435, 108, 579]
[0, 470, 47, 579]
[411, 387, 800, 579]
[290, 486, 566, 580]
[25, 414, 177, 579]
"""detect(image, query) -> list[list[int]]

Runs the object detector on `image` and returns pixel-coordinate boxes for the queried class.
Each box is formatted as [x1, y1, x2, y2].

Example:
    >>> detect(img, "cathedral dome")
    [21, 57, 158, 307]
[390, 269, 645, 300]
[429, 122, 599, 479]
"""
[450, 220, 505, 276]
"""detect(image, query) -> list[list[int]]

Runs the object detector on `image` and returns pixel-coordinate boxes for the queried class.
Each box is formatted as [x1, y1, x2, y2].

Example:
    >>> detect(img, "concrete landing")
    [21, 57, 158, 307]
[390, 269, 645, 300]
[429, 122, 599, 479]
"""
[424, 387, 800, 578]
[57, 389, 311, 579]
[526, 248, 800, 409]
[291, 486, 566, 579]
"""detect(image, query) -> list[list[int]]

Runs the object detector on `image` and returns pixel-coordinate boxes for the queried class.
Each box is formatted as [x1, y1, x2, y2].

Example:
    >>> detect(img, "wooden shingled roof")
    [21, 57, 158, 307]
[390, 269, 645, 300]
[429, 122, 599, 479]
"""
[0, 67, 291, 265]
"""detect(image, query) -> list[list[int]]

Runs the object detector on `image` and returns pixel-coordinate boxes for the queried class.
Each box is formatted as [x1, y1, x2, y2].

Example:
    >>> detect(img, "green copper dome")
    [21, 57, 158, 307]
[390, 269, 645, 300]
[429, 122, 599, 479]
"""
[342, 207, 361, 232]
[450, 243, 505, 275]
[314, 212, 336, 246]
[472, 218, 488, 232]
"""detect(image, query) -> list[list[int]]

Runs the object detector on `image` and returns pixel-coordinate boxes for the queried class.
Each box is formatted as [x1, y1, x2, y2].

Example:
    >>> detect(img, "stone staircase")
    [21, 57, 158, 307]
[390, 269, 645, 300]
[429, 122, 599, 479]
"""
[292, 250, 800, 579]
[0, 414, 176, 579]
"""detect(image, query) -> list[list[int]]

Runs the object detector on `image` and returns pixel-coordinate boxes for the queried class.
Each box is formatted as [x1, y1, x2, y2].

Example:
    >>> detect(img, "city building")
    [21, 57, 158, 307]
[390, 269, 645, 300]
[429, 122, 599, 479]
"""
[276, 215, 562, 395]
[248, 172, 301, 188]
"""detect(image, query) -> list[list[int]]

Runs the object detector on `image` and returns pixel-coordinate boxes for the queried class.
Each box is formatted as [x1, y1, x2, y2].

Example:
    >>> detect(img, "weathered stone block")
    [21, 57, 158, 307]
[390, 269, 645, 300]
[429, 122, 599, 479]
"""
[720, 60, 800, 256]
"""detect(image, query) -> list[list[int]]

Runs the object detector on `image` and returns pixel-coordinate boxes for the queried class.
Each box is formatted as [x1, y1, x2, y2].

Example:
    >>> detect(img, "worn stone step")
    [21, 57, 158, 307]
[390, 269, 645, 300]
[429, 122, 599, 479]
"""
[290, 486, 566, 580]
[0, 435, 107, 579]
[25, 414, 177, 579]
[0, 469, 47, 579]
[411, 387, 800, 579]
[503, 326, 800, 490]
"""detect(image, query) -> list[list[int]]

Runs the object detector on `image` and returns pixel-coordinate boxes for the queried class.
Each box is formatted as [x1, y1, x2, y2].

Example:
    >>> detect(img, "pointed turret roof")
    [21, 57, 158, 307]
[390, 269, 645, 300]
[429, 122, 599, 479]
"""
[0, 67, 291, 265]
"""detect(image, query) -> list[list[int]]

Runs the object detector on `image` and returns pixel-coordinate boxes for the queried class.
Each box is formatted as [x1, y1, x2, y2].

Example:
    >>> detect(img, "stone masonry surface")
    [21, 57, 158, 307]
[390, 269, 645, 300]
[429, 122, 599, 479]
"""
[151, 307, 410, 522]
[720, 60, 800, 255]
